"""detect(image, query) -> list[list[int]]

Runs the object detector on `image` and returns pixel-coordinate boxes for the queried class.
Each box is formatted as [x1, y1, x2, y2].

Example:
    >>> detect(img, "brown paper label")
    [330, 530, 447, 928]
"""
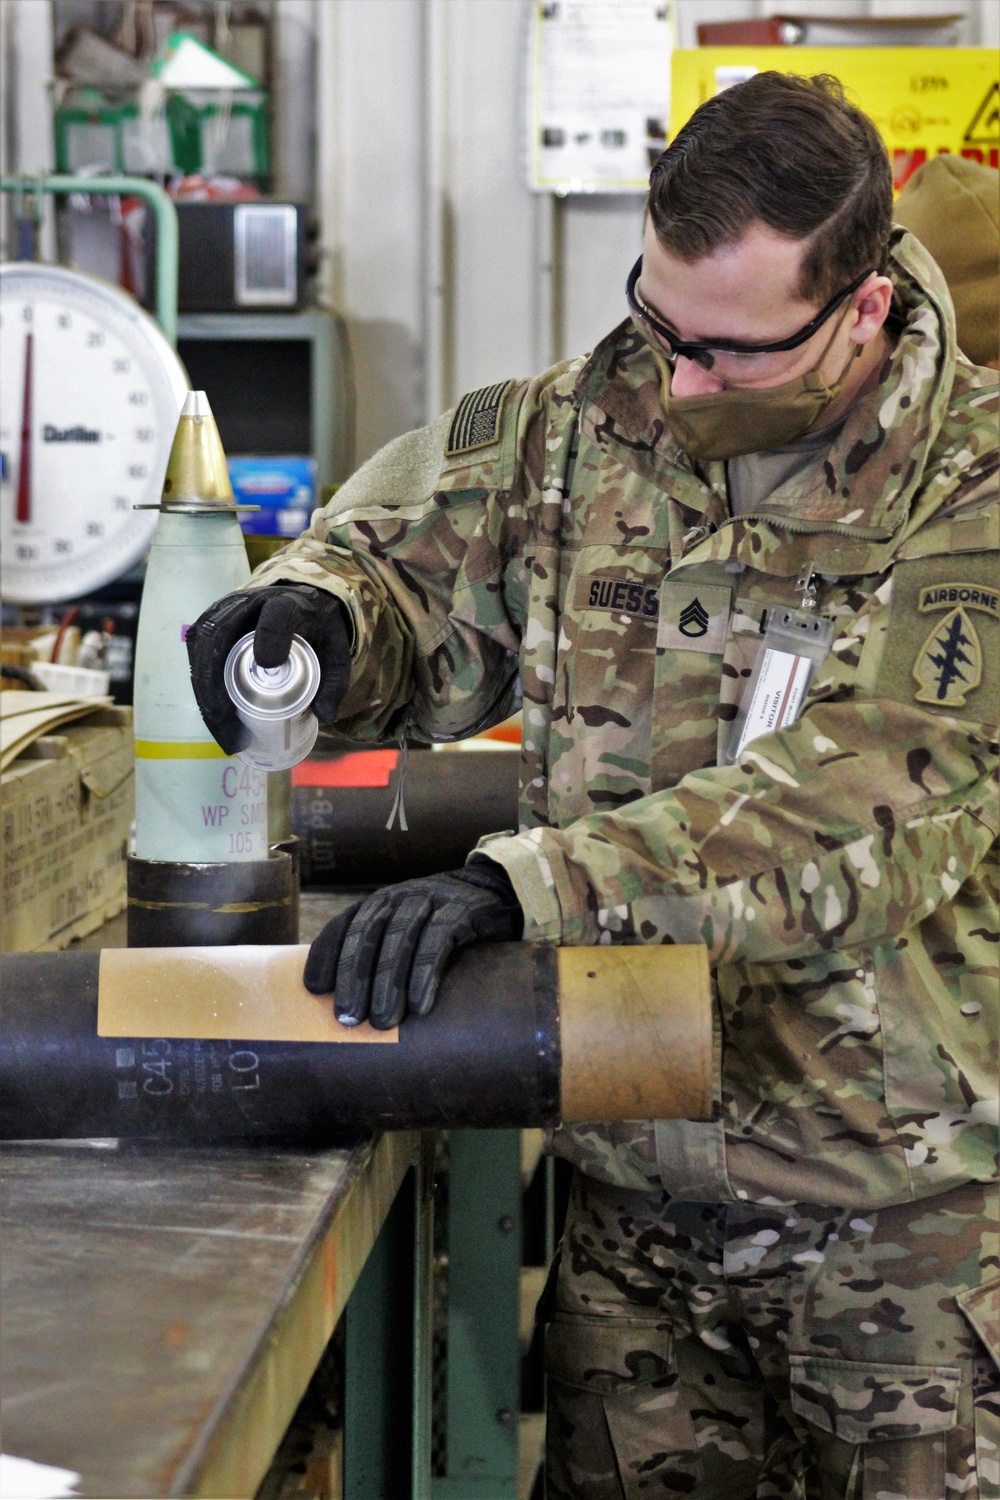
[98, 945, 398, 1043]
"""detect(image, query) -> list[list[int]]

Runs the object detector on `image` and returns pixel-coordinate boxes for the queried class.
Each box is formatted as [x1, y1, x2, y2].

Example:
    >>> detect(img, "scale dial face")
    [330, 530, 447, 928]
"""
[0, 262, 189, 604]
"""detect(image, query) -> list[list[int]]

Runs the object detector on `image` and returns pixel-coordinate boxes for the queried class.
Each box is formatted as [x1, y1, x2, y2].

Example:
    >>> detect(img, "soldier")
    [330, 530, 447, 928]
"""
[188, 73, 999, 1500]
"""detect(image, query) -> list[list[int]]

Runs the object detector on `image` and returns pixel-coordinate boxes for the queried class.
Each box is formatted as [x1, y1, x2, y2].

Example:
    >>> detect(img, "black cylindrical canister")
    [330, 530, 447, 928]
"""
[0, 944, 559, 1142]
[126, 849, 298, 947]
[270, 836, 300, 940]
[294, 750, 520, 885]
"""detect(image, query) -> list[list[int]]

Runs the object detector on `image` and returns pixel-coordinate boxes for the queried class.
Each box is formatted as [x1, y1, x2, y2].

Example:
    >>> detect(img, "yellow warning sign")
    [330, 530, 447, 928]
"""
[965, 80, 999, 145]
[670, 49, 999, 191]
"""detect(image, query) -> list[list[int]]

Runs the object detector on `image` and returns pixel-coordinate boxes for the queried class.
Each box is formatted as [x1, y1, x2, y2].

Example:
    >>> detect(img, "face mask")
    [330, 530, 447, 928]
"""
[651, 339, 861, 463]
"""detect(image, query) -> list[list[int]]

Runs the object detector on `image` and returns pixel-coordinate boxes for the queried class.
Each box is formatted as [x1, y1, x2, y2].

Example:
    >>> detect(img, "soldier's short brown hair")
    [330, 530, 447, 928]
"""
[648, 72, 893, 303]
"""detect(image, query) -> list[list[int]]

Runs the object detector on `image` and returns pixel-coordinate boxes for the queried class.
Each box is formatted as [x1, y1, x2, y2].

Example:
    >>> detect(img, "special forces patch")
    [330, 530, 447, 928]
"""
[872, 556, 999, 720]
[912, 582, 996, 707]
[913, 606, 983, 706]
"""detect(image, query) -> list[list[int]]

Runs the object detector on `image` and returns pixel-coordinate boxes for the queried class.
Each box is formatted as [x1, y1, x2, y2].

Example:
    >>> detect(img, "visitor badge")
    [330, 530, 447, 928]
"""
[725, 606, 834, 763]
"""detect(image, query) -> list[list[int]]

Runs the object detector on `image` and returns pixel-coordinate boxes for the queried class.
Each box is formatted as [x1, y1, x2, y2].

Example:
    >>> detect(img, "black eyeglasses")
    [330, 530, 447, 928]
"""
[625, 257, 874, 372]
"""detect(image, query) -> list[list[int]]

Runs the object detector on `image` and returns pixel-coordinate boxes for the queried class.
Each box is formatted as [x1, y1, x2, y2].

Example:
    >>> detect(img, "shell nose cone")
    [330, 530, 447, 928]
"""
[180, 389, 214, 421]
[161, 389, 235, 507]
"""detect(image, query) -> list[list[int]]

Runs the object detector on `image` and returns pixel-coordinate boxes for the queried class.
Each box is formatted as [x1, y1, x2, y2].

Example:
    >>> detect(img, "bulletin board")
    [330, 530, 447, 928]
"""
[670, 49, 999, 192]
[530, 1, 674, 193]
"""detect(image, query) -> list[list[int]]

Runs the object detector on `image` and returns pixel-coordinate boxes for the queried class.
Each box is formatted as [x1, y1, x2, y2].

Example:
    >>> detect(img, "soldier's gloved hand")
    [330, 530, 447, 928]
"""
[186, 584, 352, 754]
[304, 858, 524, 1030]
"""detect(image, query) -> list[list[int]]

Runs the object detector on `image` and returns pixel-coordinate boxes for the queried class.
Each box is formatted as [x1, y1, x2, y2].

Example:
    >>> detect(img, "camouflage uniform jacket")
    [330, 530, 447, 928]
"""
[251, 229, 999, 1209]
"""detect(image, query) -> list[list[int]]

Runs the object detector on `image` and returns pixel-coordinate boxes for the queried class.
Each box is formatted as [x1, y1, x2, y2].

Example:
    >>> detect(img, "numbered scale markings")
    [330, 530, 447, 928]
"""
[0, 263, 189, 603]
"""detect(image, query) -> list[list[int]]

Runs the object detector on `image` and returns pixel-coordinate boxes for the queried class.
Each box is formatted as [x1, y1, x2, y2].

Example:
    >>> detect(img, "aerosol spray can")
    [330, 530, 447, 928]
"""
[132, 390, 267, 861]
[224, 633, 321, 772]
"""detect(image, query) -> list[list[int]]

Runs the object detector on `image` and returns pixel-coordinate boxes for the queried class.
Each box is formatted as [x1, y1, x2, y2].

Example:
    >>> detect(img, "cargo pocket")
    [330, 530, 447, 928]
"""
[957, 1279, 1000, 1500]
[545, 1315, 700, 1500]
[788, 1355, 960, 1445]
[789, 1355, 960, 1500]
[957, 1275, 1000, 1375]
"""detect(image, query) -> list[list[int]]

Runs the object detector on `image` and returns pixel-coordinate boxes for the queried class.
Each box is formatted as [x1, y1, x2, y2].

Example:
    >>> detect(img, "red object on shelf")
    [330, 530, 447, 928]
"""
[292, 750, 399, 789]
[696, 13, 964, 46]
[697, 18, 791, 45]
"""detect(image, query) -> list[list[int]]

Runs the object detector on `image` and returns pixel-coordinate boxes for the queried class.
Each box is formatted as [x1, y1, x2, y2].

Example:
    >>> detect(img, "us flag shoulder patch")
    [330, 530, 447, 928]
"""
[446, 380, 513, 456]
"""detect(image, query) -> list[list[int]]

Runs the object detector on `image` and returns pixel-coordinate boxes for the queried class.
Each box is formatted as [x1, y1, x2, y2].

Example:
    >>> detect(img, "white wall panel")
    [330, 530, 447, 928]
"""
[315, 0, 997, 467]
[2, 0, 56, 259]
[317, 0, 425, 466]
[273, 0, 317, 206]
[560, 195, 645, 362]
[317, 0, 652, 459]
[430, 1, 533, 398]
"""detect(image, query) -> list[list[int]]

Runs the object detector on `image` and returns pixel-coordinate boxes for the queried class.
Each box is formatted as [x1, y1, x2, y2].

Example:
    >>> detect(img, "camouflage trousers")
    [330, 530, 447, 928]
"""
[545, 1173, 1000, 1500]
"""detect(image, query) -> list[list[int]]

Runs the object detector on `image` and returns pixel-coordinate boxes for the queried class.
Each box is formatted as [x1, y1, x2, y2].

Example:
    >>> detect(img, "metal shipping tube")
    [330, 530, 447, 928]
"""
[0, 943, 711, 1143]
[295, 750, 521, 885]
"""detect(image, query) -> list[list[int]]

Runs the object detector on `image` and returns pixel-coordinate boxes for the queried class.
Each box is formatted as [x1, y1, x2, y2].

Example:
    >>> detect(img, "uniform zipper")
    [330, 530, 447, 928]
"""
[715, 512, 895, 542]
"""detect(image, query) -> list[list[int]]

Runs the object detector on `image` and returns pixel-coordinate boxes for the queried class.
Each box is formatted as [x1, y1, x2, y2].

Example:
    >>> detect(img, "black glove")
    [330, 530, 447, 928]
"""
[304, 858, 524, 1030]
[186, 583, 352, 754]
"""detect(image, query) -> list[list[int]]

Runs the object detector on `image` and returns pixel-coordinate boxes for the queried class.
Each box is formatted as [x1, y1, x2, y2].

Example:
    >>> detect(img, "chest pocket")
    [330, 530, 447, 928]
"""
[651, 568, 734, 790]
[550, 543, 664, 822]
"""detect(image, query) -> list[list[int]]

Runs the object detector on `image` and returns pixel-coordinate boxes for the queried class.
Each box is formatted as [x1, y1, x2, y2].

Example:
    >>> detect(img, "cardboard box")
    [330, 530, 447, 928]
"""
[1, 706, 134, 952]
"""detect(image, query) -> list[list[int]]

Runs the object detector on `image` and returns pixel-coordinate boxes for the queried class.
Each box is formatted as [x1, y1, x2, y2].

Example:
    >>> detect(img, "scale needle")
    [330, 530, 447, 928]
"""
[16, 331, 33, 524]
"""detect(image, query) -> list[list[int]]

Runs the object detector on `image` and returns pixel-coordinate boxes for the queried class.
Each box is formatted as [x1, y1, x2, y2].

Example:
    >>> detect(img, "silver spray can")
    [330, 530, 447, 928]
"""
[224, 632, 321, 772]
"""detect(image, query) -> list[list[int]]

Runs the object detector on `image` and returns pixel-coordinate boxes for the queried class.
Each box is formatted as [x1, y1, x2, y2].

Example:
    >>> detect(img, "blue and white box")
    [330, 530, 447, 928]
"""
[228, 456, 316, 537]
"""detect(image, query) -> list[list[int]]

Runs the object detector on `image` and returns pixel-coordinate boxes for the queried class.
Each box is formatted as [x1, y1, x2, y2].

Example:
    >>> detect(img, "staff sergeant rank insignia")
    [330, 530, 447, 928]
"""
[678, 598, 710, 637]
[913, 581, 997, 708]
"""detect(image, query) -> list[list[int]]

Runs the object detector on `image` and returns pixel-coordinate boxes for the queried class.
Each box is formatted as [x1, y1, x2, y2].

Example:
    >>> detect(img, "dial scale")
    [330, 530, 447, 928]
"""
[0, 262, 189, 604]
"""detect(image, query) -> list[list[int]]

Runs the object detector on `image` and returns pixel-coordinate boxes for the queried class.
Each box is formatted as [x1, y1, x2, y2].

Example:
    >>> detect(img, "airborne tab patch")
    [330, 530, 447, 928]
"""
[918, 581, 999, 619]
[446, 380, 513, 456]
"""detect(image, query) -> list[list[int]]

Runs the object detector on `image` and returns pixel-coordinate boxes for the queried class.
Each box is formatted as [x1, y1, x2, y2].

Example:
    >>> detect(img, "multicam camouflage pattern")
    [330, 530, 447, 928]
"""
[545, 1174, 1000, 1499]
[249, 229, 999, 1210]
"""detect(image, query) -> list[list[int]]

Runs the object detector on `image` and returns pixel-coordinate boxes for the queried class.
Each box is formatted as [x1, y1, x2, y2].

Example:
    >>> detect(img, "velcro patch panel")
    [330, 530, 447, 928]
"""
[446, 380, 513, 456]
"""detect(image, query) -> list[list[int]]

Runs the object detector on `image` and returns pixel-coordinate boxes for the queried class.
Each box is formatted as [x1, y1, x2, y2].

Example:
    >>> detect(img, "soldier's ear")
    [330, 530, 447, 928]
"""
[849, 276, 893, 347]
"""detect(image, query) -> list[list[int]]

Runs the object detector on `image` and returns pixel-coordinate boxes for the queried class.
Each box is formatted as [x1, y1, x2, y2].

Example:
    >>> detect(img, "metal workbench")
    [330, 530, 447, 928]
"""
[0, 891, 542, 1499]
[0, 1132, 427, 1498]
[0, 893, 435, 1499]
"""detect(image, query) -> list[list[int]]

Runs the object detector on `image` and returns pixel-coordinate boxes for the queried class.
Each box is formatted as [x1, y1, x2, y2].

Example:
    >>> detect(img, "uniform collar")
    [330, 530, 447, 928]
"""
[576, 228, 960, 546]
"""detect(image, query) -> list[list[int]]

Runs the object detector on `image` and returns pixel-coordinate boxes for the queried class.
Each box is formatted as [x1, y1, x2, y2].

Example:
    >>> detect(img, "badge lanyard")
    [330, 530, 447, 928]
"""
[724, 604, 834, 764]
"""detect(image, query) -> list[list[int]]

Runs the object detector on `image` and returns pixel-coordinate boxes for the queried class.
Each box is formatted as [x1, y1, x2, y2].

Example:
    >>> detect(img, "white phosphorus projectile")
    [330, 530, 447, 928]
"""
[132, 390, 268, 861]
